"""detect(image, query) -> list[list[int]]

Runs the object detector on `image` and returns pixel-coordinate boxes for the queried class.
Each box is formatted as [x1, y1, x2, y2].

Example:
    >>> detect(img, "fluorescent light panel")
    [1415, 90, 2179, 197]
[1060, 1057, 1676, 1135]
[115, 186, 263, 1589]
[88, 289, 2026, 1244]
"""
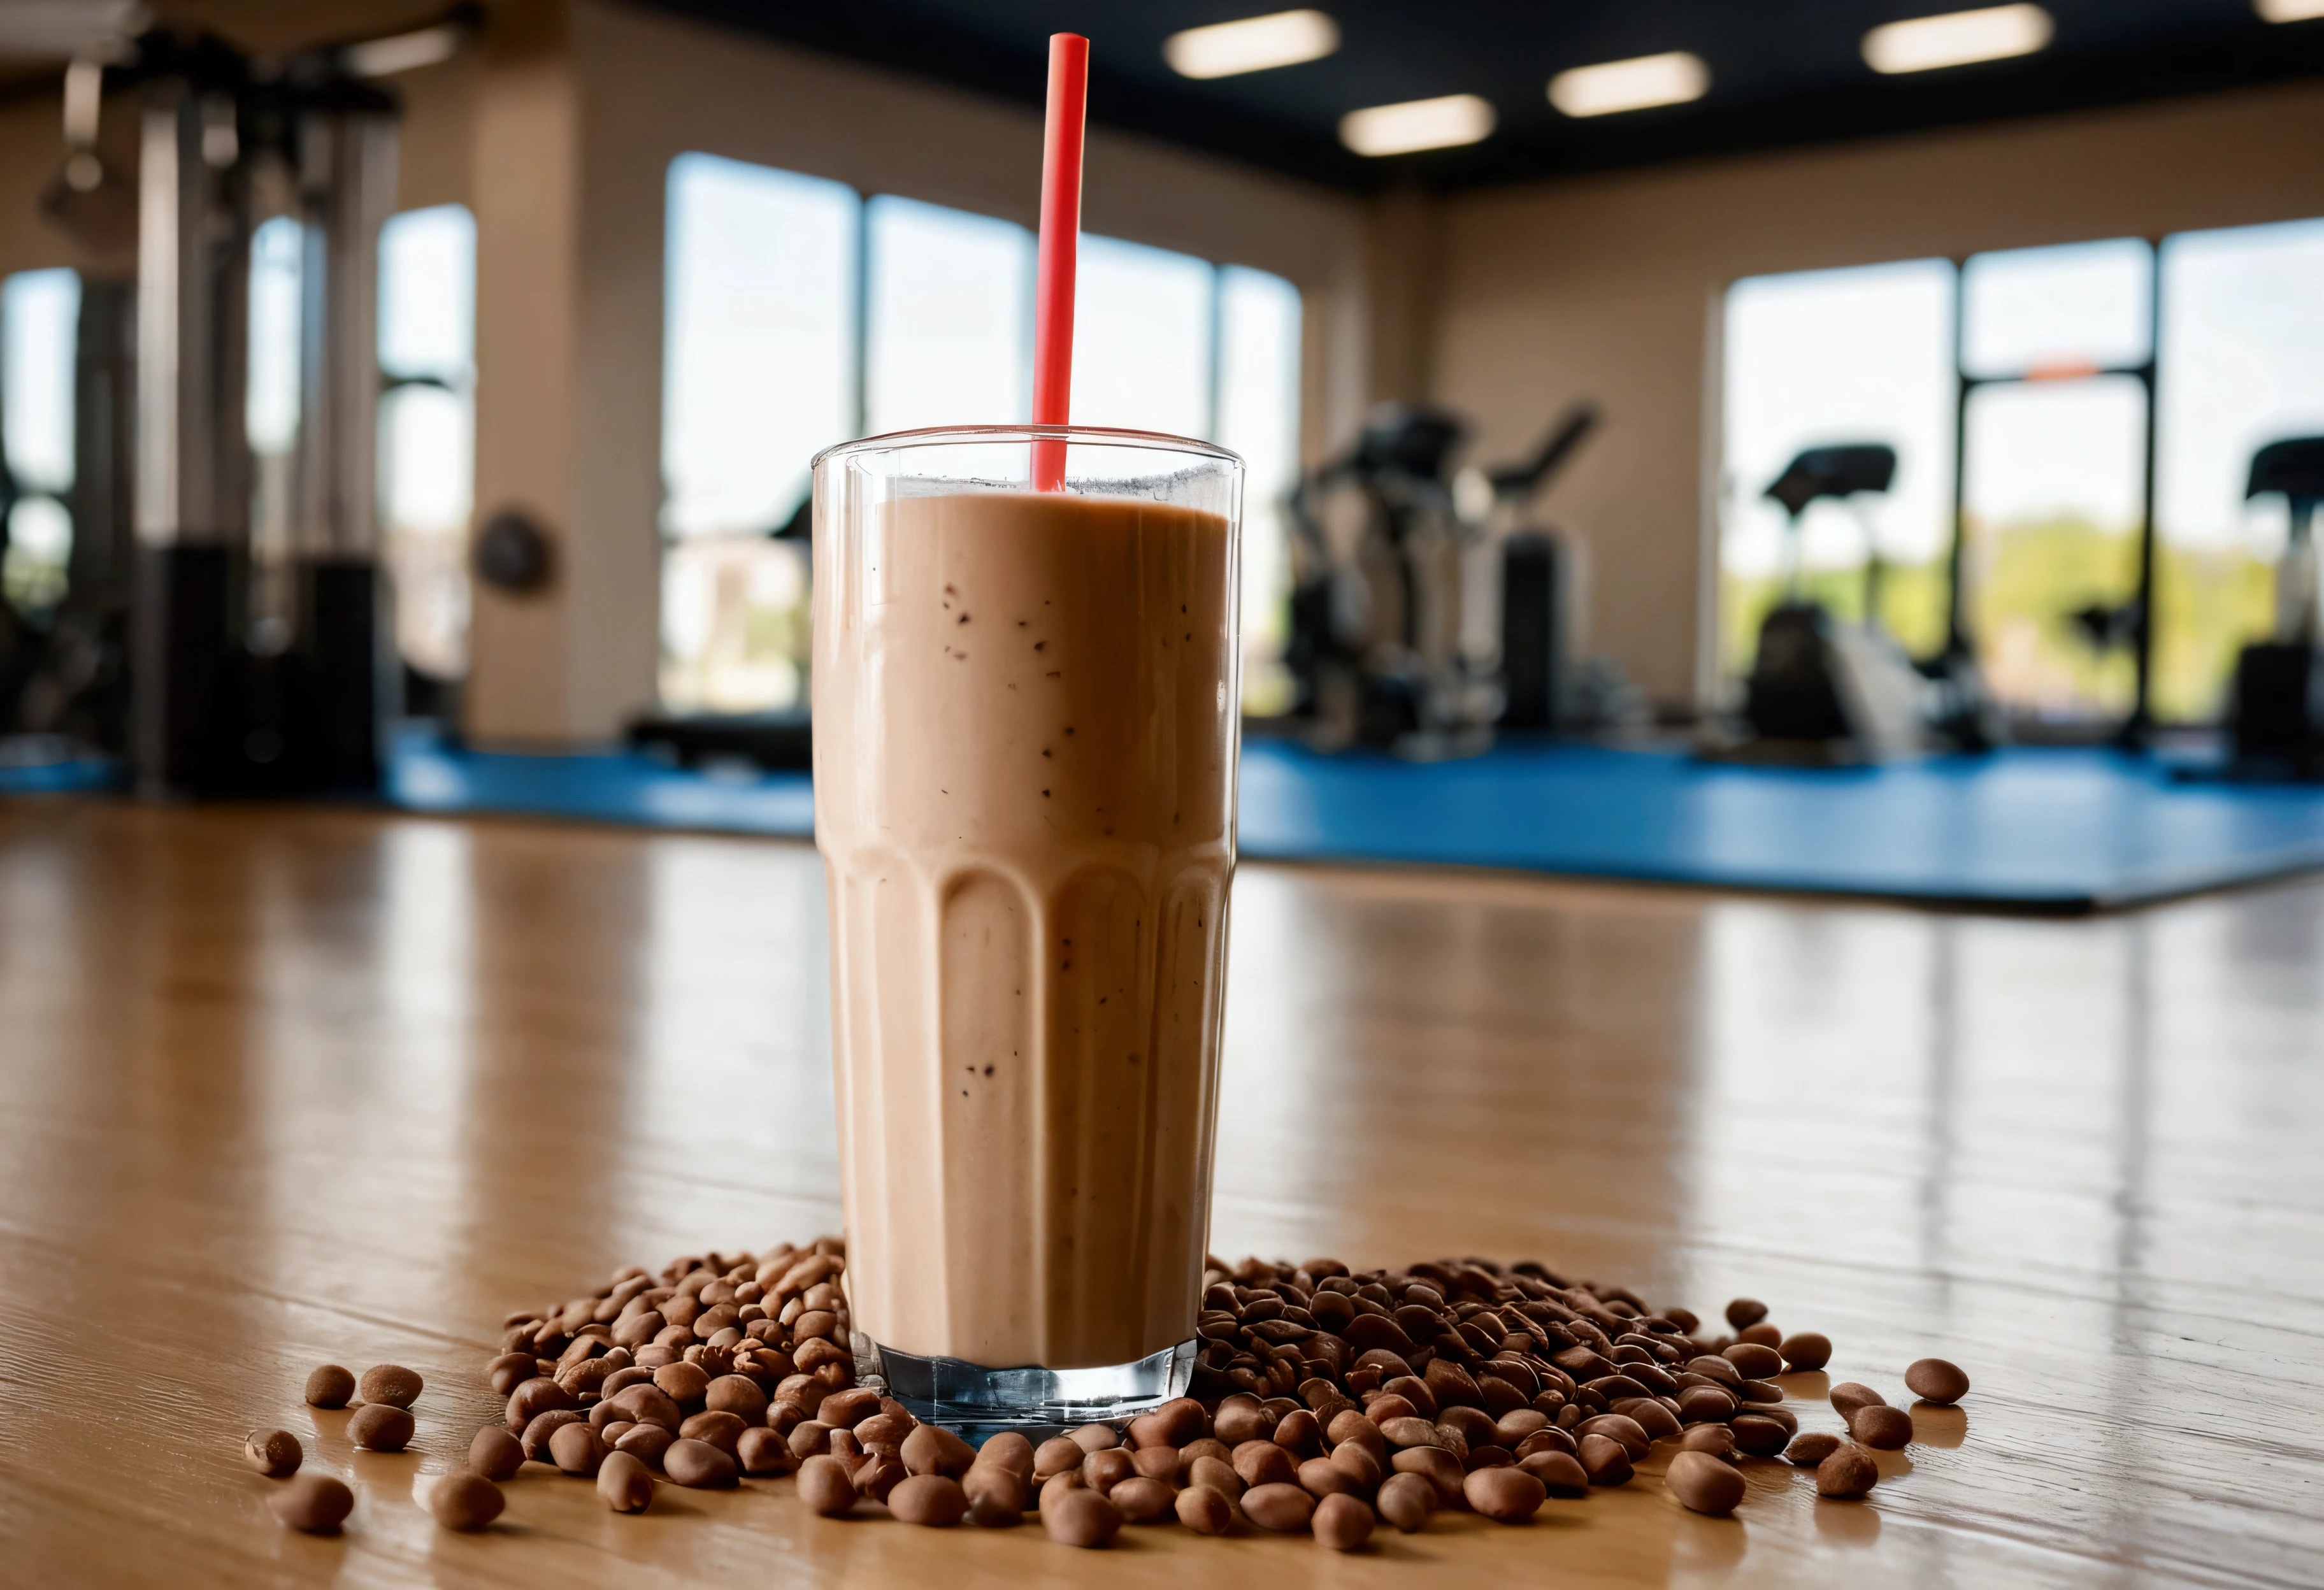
[1165, 10, 1340, 80]
[1548, 51, 1709, 117]
[1338, 94, 1496, 156]
[1863, 5, 2053, 73]
[345, 24, 463, 78]
[2256, 0, 2324, 22]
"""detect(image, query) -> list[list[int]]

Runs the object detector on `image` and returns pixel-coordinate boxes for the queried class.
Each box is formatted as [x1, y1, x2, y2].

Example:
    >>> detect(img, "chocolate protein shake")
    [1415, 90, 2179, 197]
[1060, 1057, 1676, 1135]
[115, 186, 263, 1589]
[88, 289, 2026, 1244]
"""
[812, 436, 1240, 1398]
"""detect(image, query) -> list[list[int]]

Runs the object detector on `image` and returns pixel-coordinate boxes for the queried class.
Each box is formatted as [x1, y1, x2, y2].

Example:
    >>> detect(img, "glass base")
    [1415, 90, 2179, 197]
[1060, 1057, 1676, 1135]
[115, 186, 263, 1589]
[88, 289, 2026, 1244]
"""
[851, 1333, 1197, 1444]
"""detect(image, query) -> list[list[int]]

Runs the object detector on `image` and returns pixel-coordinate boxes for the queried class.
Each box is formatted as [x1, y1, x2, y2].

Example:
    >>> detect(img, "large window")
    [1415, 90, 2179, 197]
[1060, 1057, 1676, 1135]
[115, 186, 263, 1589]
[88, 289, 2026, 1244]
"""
[2, 269, 80, 618]
[2155, 219, 2324, 722]
[1719, 260, 1956, 678]
[1720, 217, 2324, 729]
[661, 155, 1303, 716]
[377, 203, 477, 686]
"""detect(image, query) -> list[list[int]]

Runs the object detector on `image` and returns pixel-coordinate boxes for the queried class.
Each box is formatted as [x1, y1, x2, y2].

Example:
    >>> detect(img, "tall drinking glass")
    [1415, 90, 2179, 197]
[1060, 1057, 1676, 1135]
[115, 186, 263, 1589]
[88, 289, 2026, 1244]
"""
[810, 425, 1242, 1435]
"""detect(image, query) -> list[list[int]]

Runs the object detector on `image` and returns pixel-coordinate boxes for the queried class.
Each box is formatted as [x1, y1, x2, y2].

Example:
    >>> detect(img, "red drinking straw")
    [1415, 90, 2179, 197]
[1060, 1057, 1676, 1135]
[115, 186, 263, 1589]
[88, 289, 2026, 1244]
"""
[1031, 32, 1089, 491]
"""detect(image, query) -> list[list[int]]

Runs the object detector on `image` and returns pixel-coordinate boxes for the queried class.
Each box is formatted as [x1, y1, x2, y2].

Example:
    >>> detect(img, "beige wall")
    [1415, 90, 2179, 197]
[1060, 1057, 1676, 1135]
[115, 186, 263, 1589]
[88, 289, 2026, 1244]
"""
[462, 0, 1372, 744]
[1433, 79, 2324, 706]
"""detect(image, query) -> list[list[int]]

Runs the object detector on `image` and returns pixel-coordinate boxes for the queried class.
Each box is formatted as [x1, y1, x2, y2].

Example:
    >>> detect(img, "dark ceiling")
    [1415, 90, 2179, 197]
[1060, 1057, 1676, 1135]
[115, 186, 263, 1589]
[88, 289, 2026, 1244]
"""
[638, 0, 2324, 191]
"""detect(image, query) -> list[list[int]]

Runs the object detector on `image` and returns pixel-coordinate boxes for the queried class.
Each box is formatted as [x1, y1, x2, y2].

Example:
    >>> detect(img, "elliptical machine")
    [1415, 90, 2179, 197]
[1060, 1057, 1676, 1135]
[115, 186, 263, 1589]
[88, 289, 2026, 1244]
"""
[1284, 403, 1497, 759]
[2227, 436, 2324, 777]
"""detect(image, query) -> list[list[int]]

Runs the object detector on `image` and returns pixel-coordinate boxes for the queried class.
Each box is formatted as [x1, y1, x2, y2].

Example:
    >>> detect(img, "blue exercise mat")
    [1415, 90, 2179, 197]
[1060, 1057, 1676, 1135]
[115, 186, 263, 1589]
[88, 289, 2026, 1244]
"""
[382, 729, 2324, 912]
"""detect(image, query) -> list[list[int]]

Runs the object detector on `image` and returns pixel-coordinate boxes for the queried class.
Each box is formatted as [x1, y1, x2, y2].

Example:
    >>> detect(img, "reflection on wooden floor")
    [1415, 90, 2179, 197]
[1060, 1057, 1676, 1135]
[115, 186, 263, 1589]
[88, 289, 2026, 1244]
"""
[2, 800, 2318, 1587]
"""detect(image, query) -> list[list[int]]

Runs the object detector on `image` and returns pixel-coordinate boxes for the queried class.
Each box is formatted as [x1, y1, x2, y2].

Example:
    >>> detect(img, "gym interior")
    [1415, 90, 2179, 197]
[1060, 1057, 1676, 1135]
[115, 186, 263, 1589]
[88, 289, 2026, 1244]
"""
[4, 3, 2323, 1584]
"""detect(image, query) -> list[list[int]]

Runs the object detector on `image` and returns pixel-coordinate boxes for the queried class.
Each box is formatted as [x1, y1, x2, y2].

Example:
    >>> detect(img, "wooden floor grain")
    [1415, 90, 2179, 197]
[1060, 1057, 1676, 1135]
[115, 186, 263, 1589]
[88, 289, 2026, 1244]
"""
[1, 799, 2319, 1587]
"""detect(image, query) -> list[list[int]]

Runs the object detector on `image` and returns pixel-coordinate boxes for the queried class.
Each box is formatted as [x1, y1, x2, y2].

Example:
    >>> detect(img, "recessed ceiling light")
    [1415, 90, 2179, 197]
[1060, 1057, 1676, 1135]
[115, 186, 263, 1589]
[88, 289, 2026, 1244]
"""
[1338, 94, 1497, 157]
[1862, 4, 2053, 74]
[1165, 10, 1340, 80]
[1547, 51, 1711, 117]
[2256, 0, 2324, 22]
[343, 22, 464, 77]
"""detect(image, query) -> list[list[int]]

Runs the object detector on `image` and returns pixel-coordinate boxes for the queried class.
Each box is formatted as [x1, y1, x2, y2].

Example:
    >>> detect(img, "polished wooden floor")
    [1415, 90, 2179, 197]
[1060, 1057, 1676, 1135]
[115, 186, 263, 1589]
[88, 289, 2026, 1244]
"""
[1, 799, 2320, 1587]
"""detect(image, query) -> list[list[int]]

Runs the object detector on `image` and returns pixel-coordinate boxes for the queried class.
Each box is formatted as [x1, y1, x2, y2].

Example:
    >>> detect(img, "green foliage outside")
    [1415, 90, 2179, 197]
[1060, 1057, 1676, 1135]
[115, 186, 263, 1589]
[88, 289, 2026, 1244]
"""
[1719, 515, 2278, 724]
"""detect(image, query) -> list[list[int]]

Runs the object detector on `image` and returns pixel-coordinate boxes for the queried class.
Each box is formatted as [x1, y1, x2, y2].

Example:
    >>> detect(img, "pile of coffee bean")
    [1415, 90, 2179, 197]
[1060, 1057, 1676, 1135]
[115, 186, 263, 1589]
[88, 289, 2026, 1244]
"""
[252, 1237, 1970, 1551]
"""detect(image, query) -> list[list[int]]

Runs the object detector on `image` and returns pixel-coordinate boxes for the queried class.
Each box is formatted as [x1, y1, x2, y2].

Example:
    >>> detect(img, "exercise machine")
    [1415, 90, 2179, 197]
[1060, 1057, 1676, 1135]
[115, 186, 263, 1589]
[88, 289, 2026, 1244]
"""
[2227, 435, 2324, 776]
[1284, 403, 1495, 759]
[1705, 444, 1927, 763]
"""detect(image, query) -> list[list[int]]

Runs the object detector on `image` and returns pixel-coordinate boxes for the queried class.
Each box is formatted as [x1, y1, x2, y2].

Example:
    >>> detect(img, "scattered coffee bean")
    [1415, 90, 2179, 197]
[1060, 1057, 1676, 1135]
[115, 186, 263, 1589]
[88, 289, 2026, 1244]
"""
[680, 1410, 747, 1456]
[243, 1429, 301, 1478]
[1377, 1470, 1437, 1531]
[270, 1473, 354, 1533]
[1523, 1449, 1592, 1494]
[654, 1362, 710, 1407]
[1297, 1456, 1359, 1499]
[1830, 1382, 1885, 1417]
[1233, 1439, 1298, 1489]
[1678, 1424, 1737, 1461]
[705, 1374, 767, 1420]
[1313, 1491, 1375, 1551]
[1905, 1357, 1970, 1406]
[889, 1473, 970, 1527]
[1780, 1332, 1833, 1372]
[506, 1376, 573, 1430]
[1185, 1454, 1241, 1497]
[1110, 1476, 1176, 1523]
[798, 1453, 857, 1515]
[1392, 1445, 1468, 1505]
[1379, 1415, 1439, 1449]
[1176, 1483, 1235, 1535]
[1664, 1450, 1746, 1517]
[901, 1423, 977, 1479]
[1577, 1414, 1651, 1461]
[349, 1403, 415, 1452]
[664, 1436, 738, 1488]
[303, 1364, 356, 1410]
[1465, 1465, 1547, 1522]
[1034, 1436, 1084, 1480]
[550, 1421, 608, 1475]
[1851, 1405, 1913, 1450]
[1786, 1431, 1844, 1466]
[429, 1470, 505, 1531]
[599, 1449, 656, 1512]
[615, 1423, 675, 1468]
[522, 1409, 583, 1462]
[1677, 1385, 1738, 1424]
[1816, 1443, 1879, 1499]
[1514, 1426, 1577, 1459]
[1082, 1447, 1136, 1494]
[470, 1426, 524, 1481]
[1043, 1486, 1123, 1547]
[1577, 1433, 1633, 1486]
[737, 1427, 793, 1475]
[358, 1364, 423, 1410]
[1242, 1481, 1316, 1532]
[856, 1454, 908, 1503]
[296, 1240, 1950, 1561]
